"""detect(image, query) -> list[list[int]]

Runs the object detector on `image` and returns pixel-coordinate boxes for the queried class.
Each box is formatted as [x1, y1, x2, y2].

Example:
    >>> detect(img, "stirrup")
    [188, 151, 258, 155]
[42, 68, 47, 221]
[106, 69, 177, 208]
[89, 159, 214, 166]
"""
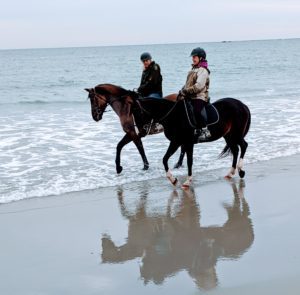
[153, 123, 164, 133]
[202, 127, 211, 137]
[195, 127, 211, 141]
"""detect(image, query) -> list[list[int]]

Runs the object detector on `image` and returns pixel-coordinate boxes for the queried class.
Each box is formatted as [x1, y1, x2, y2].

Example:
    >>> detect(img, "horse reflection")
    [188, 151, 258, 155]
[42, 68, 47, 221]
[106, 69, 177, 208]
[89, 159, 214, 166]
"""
[101, 180, 254, 290]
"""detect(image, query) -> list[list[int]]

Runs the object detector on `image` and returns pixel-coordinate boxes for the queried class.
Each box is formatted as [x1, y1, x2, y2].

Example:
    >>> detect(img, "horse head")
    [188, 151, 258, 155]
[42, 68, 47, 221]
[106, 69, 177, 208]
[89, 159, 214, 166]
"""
[85, 84, 137, 122]
[85, 87, 108, 122]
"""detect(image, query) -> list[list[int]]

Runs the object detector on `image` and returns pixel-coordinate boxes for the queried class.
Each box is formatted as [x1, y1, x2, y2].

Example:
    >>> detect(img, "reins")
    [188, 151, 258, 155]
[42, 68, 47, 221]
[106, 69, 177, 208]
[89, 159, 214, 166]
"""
[183, 100, 197, 128]
[159, 100, 179, 122]
[136, 98, 179, 123]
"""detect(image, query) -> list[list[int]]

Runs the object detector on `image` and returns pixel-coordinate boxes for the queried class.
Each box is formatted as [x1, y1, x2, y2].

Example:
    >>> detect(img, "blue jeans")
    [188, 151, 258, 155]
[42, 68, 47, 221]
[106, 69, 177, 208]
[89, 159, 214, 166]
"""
[147, 93, 162, 99]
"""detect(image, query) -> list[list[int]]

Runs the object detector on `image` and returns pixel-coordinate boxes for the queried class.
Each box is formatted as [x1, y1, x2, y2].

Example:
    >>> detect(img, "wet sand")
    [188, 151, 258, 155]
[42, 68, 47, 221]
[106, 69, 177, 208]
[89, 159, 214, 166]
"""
[0, 155, 300, 294]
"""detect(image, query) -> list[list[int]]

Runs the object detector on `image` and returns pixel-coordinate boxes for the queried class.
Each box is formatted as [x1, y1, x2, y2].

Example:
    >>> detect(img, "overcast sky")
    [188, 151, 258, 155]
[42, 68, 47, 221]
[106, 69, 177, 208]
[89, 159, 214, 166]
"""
[0, 0, 299, 49]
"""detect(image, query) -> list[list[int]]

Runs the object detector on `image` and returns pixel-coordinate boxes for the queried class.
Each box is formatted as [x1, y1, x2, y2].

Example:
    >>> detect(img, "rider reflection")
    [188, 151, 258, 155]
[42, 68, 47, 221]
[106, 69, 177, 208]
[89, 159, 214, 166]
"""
[101, 180, 254, 290]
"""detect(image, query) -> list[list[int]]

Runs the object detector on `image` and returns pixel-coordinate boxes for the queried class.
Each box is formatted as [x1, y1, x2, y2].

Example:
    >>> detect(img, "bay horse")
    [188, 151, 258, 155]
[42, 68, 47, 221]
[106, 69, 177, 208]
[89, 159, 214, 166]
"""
[85, 84, 251, 188]
[85, 83, 179, 174]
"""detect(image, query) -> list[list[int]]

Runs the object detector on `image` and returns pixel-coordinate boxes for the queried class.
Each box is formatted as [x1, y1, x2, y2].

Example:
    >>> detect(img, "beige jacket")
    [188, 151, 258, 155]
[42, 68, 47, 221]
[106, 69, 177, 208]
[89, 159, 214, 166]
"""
[183, 66, 210, 101]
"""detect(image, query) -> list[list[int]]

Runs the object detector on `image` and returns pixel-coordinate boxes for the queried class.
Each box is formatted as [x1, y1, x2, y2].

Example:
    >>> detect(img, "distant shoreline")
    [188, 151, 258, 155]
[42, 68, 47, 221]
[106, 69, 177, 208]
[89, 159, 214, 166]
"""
[1, 37, 299, 51]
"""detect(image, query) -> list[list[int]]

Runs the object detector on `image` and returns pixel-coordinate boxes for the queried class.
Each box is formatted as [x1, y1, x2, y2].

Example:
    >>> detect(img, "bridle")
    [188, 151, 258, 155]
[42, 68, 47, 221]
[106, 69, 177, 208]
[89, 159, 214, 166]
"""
[90, 90, 121, 116]
[93, 92, 109, 115]
[90, 88, 178, 123]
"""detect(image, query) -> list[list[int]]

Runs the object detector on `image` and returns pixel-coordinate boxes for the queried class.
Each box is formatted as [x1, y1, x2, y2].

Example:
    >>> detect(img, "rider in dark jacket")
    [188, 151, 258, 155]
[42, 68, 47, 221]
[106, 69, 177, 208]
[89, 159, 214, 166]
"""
[138, 52, 163, 98]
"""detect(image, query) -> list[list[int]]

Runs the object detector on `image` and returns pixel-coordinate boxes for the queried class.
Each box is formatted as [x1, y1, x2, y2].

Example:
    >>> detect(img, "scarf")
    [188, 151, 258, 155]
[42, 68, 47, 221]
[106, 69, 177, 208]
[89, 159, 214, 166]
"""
[198, 60, 208, 69]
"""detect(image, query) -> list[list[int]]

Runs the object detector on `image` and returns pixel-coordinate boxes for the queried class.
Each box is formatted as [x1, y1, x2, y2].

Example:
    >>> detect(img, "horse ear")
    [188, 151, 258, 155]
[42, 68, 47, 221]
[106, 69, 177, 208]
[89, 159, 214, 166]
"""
[84, 88, 93, 93]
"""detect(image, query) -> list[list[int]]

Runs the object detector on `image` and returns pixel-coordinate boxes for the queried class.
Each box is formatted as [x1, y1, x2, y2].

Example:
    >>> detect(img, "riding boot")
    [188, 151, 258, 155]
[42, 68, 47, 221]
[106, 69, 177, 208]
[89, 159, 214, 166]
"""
[192, 99, 211, 141]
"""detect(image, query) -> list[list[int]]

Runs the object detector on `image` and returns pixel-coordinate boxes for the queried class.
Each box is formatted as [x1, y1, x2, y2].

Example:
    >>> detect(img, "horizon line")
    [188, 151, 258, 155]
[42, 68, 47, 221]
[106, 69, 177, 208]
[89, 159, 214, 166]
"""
[0, 37, 299, 51]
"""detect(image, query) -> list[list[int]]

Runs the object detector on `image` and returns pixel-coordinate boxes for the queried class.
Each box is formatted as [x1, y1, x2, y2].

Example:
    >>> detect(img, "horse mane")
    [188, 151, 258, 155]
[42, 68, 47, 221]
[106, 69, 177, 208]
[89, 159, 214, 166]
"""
[93, 83, 177, 103]
[94, 83, 129, 96]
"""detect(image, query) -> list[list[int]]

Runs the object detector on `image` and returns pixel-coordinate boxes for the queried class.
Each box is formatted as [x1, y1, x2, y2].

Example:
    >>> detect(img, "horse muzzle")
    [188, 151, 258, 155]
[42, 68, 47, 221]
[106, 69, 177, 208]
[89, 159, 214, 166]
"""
[92, 106, 105, 121]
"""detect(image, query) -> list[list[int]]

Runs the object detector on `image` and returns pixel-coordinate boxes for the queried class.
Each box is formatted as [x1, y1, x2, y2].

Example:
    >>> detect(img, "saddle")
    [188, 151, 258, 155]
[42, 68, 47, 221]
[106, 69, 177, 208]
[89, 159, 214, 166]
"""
[132, 97, 164, 136]
[185, 100, 219, 128]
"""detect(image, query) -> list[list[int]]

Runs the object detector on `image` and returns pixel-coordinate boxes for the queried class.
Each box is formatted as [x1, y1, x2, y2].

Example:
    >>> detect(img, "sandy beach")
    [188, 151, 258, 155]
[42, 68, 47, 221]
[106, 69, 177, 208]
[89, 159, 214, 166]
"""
[1, 154, 300, 295]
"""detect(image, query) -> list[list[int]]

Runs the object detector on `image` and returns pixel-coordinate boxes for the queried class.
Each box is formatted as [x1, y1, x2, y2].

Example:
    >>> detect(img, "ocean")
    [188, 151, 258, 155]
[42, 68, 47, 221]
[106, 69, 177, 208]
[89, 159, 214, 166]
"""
[1, 39, 300, 203]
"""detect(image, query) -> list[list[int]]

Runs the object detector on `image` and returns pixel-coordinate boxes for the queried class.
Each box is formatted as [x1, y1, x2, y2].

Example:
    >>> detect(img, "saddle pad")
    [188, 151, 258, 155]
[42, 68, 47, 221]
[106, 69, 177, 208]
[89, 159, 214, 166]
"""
[202, 103, 219, 126]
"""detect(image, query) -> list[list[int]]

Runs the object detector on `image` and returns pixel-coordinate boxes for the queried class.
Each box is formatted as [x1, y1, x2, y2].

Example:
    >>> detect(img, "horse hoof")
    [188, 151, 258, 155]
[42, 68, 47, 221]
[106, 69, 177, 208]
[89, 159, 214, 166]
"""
[239, 169, 245, 178]
[224, 175, 232, 180]
[116, 166, 123, 174]
[143, 164, 149, 171]
[168, 177, 178, 186]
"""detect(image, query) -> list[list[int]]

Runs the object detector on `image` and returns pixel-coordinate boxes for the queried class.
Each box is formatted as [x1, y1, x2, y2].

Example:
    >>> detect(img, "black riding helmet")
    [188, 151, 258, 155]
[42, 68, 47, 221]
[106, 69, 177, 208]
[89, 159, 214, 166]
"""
[140, 52, 152, 61]
[190, 47, 206, 59]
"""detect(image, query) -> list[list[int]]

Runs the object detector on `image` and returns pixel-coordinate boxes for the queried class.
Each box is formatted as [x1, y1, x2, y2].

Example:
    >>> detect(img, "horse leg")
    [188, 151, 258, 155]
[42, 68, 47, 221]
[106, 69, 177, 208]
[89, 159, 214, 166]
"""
[182, 143, 194, 189]
[120, 115, 149, 171]
[116, 133, 133, 174]
[163, 141, 181, 186]
[225, 140, 239, 179]
[130, 132, 149, 170]
[174, 145, 185, 169]
[237, 139, 248, 178]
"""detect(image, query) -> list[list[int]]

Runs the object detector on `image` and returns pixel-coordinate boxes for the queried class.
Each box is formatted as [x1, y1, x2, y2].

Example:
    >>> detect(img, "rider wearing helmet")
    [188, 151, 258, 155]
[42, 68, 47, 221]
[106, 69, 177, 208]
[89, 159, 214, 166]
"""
[179, 47, 211, 140]
[138, 52, 163, 98]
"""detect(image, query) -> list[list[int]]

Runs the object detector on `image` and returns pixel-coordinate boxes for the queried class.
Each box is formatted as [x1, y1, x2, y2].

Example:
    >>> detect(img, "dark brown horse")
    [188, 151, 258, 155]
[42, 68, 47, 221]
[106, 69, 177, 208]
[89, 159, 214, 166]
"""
[85, 84, 251, 188]
[133, 94, 251, 188]
[85, 83, 178, 174]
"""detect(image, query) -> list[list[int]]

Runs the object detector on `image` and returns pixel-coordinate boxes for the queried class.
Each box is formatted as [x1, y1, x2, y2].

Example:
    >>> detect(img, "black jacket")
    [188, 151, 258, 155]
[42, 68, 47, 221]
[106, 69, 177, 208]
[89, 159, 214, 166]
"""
[138, 61, 163, 97]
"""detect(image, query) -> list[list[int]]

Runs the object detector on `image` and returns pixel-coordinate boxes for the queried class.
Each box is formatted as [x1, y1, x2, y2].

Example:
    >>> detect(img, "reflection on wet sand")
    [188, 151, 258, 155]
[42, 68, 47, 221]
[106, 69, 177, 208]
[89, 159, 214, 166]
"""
[101, 180, 254, 290]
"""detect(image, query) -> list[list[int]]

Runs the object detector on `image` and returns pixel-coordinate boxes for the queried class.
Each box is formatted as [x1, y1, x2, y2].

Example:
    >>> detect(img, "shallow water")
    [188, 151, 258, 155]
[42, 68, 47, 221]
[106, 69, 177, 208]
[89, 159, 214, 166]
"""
[1, 39, 300, 202]
[1, 156, 300, 294]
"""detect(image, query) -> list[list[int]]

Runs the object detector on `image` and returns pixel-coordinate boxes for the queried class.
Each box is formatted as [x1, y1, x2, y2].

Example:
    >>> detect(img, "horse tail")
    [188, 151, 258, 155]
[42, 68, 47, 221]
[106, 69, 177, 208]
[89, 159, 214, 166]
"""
[219, 144, 231, 158]
[219, 102, 251, 159]
[243, 106, 251, 137]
